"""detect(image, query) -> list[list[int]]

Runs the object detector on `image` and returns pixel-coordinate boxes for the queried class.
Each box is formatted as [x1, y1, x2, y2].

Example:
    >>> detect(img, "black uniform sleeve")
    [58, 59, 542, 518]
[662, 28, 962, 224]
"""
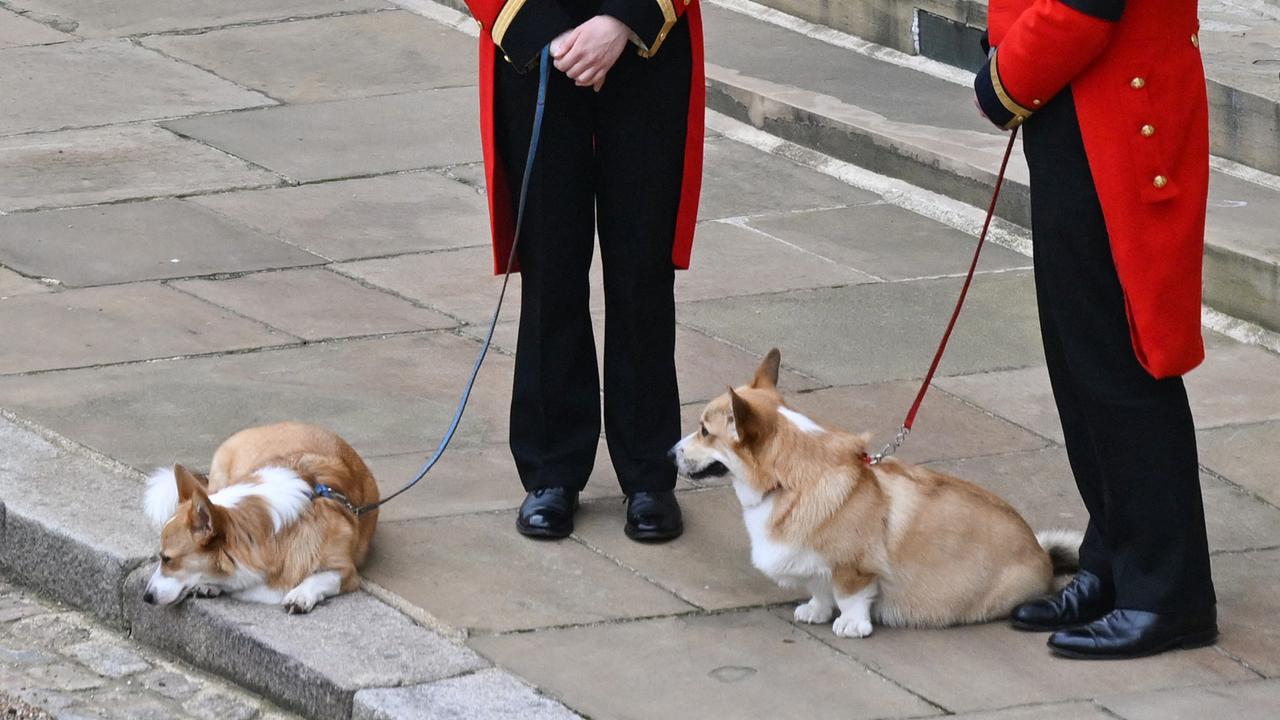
[494, 0, 575, 71]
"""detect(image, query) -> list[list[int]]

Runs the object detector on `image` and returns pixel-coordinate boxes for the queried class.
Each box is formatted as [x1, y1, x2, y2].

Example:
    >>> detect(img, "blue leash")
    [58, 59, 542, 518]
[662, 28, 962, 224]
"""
[352, 46, 551, 517]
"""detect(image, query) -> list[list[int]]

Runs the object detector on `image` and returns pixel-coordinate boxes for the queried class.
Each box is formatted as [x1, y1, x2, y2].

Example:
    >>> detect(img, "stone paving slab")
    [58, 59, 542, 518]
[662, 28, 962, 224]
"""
[573, 487, 802, 610]
[0, 7, 69, 48]
[365, 514, 694, 633]
[1, 40, 272, 136]
[164, 88, 481, 182]
[777, 606, 1256, 713]
[190, 172, 490, 262]
[784, 380, 1050, 463]
[143, 11, 476, 104]
[1213, 548, 1280, 676]
[931, 448, 1280, 556]
[0, 124, 280, 212]
[5, 0, 391, 38]
[748, 203, 1031, 281]
[675, 220, 876, 302]
[0, 283, 290, 375]
[125, 570, 488, 720]
[678, 270, 1045, 386]
[172, 268, 457, 341]
[0, 333, 513, 467]
[470, 610, 939, 720]
[352, 669, 580, 720]
[338, 247, 519, 326]
[1101, 679, 1280, 720]
[0, 200, 325, 287]
[939, 341, 1280, 444]
[0, 269, 50, 299]
[697, 136, 879, 220]
[1197, 421, 1280, 509]
[362, 442, 627, 523]
[0, 414, 153, 626]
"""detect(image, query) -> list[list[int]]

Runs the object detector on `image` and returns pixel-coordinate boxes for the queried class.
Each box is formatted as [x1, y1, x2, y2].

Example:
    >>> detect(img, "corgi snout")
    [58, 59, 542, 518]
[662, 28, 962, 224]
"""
[143, 566, 185, 607]
[670, 435, 731, 480]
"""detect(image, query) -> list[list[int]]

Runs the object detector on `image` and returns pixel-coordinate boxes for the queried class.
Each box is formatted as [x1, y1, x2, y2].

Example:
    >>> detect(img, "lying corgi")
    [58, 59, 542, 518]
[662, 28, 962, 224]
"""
[672, 349, 1080, 638]
[141, 422, 379, 614]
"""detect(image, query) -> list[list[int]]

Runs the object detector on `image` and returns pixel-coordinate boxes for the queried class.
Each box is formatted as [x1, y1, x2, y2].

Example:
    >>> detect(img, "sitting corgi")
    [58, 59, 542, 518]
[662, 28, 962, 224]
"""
[142, 422, 379, 614]
[671, 349, 1080, 638]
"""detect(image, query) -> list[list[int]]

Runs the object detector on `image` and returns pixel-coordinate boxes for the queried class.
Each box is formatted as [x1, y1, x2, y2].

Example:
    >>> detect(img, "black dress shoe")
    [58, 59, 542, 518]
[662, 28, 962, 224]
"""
[516, 487, 579, 539]
[1011, 569, 1114, 632]
[1048, 607, 1218, 660]
[624, 490, 683, 543]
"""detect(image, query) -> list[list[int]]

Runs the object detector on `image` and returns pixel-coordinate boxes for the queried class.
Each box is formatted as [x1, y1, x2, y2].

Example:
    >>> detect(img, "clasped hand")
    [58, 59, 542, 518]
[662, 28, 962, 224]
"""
[550, 15, 630, 92]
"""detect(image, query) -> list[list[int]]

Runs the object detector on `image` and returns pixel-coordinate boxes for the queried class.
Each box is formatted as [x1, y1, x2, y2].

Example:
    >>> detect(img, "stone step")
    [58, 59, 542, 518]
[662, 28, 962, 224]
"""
[743, 0, 1280, 177]
[702, 1, 1280, 334]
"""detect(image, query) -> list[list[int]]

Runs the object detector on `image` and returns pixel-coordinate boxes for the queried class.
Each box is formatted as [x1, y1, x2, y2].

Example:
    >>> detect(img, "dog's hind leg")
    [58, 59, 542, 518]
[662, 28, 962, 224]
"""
[794, 577, 837, 624]
[832, 572, 879, 638]
[282, 570, 343, 614]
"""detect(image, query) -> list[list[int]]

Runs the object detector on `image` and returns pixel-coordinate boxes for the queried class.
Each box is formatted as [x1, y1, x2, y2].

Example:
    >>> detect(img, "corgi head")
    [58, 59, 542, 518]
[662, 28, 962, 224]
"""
[671, 348, 789, 506]
[142, 464, 235, 606]
[141, 463, 312, 606]
[671, 348, 870, 508]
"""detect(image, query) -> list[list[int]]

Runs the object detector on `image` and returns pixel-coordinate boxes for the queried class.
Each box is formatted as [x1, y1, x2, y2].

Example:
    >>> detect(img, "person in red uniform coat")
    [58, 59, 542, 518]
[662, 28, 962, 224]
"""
[973, 0, 1217, 658]
[461, 0, 705, 542]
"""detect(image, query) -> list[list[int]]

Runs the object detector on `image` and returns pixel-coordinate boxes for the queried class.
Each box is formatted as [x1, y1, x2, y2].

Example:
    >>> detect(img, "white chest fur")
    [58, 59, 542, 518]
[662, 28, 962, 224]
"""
[741, 494, 830, 588]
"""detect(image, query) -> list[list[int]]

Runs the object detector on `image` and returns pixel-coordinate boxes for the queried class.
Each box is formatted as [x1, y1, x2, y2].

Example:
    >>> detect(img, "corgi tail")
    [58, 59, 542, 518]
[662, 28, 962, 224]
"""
[143, 468, 179, 529]
[1036, 529, 1084, 574]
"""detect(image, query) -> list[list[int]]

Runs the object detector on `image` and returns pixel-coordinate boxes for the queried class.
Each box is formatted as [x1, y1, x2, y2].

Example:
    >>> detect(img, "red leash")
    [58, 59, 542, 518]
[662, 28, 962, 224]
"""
[867, 127, 1021, 465]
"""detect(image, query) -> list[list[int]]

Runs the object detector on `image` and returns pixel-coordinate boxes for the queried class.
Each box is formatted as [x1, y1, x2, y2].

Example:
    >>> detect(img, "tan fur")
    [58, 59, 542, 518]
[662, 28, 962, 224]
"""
[678, 350, 1069, 630]
[156, 422, 378, 606]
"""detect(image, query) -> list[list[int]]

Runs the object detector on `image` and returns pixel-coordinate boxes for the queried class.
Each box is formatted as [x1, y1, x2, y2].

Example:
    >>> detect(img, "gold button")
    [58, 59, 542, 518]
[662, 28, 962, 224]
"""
[476, 19, 482, 29]
[1131, 77, 1145, 89]
[1191, 33, 1199, 48]
[1033, 99, 1042, 106]
[1141, 124, 1155, 137]
[1153, 175, 1168, 188]
[684, 0, 691, 5]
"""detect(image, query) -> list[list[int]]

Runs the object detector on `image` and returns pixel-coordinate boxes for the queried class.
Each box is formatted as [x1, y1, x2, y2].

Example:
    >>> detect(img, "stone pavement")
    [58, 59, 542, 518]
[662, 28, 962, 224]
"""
[0, 0, 1278, 718]
[0, 580, 299, 720]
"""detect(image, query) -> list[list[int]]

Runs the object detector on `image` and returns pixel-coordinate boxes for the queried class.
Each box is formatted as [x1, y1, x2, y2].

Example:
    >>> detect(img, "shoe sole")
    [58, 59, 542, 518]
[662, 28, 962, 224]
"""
[1010, 618, 1098, 633]
[624, 525, 683, 543]
[1048, 629, 1219, 660]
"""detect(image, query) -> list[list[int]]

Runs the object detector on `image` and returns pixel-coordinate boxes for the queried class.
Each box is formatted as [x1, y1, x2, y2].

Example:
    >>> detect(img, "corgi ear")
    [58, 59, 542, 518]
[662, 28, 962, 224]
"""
[182, 477, 223, 543]
[174, 464, 206, 503]
[729, 387, 771, 446]
[751, 348, 781, 390]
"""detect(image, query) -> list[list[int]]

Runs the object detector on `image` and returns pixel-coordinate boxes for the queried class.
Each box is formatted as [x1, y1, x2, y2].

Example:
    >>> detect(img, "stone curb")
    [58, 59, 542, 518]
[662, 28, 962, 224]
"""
[703, 62, 1280, 336]
[0, 411, 578, 719]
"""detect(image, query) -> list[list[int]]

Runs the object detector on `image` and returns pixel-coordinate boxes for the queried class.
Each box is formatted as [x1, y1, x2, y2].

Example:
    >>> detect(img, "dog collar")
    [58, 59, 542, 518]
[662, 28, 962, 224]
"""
[312, 483, 358, 514]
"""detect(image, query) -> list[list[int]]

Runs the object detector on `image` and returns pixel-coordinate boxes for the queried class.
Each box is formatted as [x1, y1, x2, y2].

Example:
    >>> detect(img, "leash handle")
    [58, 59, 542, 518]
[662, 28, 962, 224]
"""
[355, 45, 552, 515]
[869, 126, 1020, 465]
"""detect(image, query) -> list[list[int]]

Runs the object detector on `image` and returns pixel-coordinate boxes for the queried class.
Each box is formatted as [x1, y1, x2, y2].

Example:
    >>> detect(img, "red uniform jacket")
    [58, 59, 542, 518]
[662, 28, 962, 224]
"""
[461, 0, 705, 275]
[974, 0, 1208, 378]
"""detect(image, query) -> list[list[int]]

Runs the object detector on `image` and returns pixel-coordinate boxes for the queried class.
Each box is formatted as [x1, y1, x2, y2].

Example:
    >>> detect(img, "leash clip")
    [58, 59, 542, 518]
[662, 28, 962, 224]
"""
[867, 426, 909, 465]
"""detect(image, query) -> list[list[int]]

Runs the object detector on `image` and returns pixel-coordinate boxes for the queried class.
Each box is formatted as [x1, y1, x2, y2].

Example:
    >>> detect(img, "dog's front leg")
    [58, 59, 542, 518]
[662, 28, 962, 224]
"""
[282, 570, 343, 614]
[832, 572, 879, 638]
[794, 577, 836, 624]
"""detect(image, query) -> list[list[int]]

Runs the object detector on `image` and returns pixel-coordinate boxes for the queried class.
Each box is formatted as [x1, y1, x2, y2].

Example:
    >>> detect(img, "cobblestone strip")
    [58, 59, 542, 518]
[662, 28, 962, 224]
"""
[0, 579, 300, 720]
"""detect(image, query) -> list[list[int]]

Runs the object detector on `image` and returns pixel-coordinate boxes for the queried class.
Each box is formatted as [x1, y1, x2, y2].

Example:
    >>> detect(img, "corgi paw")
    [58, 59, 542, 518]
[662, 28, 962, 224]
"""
[794, 601, 835, 624]
[832, 615, 873, 638]
[282, 588, 321, 614]
[191, 585, 223, 598]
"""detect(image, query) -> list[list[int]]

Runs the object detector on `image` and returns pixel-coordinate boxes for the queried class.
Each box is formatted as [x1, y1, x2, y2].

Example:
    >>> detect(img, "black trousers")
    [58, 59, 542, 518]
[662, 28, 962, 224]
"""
[1023, 89, 1216, 613]
[494, 21, 691, 494]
